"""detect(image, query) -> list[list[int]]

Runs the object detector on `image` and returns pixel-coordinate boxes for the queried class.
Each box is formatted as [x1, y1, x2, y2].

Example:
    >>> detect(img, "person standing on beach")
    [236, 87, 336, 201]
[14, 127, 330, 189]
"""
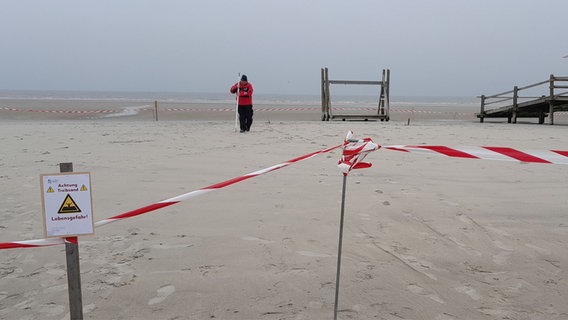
[230, 74, 254, 133]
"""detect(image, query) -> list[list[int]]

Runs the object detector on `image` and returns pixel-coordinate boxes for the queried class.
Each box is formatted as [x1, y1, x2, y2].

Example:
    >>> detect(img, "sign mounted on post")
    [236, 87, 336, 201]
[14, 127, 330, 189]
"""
[40, 172, 94, 238]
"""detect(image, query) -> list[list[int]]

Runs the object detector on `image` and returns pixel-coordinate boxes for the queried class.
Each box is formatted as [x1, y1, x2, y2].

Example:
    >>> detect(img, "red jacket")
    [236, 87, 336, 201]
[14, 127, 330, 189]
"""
[230, 81, 254, 106]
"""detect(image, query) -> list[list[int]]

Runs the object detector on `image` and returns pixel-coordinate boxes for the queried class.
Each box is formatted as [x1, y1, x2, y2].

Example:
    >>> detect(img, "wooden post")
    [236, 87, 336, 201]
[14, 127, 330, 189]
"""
[479, 95, 485, 123]
[378, 69, 386, 117]
[154, 101, 159, 121]
[386, 69, 390, 120]
[60, 162, 84, 320]
[549, 74, 555, 125]
[321, 69, 326, 121]
[325, 68, 331, 121]
[60, 162, 73, 173]
[512, 86, 518, 124]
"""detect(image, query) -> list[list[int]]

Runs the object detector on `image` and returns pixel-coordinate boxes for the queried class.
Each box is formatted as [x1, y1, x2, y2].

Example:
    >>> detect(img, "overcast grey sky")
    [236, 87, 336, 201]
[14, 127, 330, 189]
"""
[2, 1, 567, 97]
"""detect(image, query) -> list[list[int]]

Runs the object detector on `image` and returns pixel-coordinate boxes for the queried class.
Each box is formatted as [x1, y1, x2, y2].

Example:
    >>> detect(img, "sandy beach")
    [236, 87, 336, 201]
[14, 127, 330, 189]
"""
[1, 107, 568, 319]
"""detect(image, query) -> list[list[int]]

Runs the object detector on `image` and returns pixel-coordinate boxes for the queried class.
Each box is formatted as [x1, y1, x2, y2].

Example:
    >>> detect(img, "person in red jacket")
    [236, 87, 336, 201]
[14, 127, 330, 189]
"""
[230, 74, 254, 133]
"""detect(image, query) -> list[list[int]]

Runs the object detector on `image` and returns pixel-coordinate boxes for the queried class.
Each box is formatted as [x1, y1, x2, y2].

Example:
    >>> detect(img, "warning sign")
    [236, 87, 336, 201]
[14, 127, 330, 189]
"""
[58, 194, 82, 214]
[40, 172, 94, 238]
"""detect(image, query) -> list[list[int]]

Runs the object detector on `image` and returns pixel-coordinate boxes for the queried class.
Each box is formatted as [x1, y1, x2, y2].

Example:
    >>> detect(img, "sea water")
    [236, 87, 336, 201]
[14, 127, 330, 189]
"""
[0, 90, 480, 112]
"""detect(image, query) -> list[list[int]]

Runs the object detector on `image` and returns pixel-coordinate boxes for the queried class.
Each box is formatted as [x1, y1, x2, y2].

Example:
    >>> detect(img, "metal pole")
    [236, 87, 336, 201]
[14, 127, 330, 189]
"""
[60, 162, 84, 320]
[235, 73, 240, 132]
[334, 174, 348, 320]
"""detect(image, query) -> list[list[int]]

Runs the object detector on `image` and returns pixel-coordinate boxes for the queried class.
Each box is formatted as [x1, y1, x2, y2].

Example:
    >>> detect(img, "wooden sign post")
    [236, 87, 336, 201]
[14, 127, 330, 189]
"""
[59, 162, 83, 320]
[60, 162, 84, 320]
[41, 162, 93, 319]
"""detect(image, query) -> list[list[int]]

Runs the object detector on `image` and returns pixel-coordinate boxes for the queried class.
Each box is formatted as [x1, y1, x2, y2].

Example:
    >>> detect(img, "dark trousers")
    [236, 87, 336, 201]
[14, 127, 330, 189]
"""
[238, 105, 253, 131]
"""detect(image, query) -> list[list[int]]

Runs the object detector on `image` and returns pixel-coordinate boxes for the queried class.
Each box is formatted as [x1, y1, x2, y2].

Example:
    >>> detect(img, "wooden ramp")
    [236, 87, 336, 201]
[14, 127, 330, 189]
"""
[321, 67, 390, 121]
[477, 75, 568, 124]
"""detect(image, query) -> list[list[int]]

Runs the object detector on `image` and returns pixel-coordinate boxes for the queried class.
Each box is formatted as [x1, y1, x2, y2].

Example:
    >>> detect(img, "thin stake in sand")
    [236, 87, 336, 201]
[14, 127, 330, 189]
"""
[334, 131, 380, 320]
[234, 72, 240, 132]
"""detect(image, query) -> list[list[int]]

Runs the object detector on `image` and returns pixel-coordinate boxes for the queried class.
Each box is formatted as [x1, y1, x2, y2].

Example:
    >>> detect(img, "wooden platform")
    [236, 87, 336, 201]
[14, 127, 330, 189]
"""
[477, 75, 568, 124]
[321, 67, 390, 121]
[477, 96, 568, 123]
[329, 113, 389, 121]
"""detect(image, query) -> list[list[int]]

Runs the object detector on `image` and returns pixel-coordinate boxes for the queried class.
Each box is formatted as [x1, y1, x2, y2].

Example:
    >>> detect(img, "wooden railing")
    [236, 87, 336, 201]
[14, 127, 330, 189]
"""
[478, 75, 568, 124]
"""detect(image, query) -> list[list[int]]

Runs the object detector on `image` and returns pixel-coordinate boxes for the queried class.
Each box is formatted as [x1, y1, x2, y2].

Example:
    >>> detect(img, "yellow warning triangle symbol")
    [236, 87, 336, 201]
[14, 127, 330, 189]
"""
[80, 184, 88, 191]
[58, 194, 82, 214]
[47, 186, 55, 193]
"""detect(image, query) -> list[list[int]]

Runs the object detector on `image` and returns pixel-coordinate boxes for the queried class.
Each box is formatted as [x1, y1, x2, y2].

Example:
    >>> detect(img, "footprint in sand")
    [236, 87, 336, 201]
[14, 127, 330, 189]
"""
[242, 236, 272, 244]
[297, 251, 331, 258]
[454, 284, 482, 301]
[407, 283, 445, 304]
[493, 251, 512, 265]
[38, 303, 66, 317]
[435, 314, 458, 320]
[148, 285, 175, 305]
[525, 243, 551, 255]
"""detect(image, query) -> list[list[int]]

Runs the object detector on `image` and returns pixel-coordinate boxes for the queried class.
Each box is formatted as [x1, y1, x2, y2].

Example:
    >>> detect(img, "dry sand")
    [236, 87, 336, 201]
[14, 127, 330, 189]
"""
[1, 108, 568, 319]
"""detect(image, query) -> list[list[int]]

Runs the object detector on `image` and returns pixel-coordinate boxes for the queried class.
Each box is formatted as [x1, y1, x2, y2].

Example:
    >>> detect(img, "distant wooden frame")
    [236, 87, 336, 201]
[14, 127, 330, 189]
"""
[321, 67, 390, 121]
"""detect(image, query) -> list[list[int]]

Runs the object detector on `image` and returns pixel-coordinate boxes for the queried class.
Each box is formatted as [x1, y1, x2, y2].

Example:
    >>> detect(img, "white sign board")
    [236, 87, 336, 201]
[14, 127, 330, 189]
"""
[40, 172, 94, 238]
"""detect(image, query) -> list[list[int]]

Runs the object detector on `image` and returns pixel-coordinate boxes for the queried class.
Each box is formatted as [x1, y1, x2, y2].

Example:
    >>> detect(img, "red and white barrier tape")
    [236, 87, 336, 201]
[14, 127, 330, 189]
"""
[3, 106, 568, 117]
[0, 143, 343, 250]
[4, 140, 568, 250]
[385, 145, 568, 165]
[0, 107, 117, 114]
[160, 107, 474, 116]
[1, 106, 473, 115]
[0, 237, 65, 249]
[338, 131, 380, 174]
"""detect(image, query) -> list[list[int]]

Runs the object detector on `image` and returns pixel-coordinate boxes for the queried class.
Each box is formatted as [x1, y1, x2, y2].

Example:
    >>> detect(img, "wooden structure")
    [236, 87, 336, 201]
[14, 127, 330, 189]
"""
[477, 75, 568, 124]
[321, 67, 390, 121]
[60, 162, 85, 320]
